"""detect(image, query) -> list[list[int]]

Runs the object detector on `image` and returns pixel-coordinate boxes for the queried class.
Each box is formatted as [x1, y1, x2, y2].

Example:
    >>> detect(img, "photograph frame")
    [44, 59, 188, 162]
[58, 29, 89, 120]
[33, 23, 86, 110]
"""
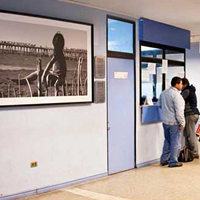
[0, 10, 94, 107]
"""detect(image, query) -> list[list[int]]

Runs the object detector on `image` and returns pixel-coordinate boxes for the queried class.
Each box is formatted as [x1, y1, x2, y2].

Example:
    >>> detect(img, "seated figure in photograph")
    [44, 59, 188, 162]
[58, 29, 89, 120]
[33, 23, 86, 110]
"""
[12, 32, 67, 96]
[42, 32, 67, 96]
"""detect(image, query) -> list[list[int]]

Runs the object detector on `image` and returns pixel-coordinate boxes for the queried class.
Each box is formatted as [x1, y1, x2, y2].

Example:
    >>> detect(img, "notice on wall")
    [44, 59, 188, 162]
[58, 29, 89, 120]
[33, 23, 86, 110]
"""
[148, 63, 156, 74]
[162, 59, 168, 74]
[142, 69, 150, 82]
[94, 56, 105, 78]
[94, 81, 105, 103]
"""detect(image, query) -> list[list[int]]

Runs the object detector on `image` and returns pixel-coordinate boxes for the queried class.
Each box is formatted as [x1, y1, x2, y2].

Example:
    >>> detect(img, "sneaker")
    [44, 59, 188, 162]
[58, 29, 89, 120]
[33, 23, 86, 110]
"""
[168, 162, 183, 168]
[160, 161, 168, 166]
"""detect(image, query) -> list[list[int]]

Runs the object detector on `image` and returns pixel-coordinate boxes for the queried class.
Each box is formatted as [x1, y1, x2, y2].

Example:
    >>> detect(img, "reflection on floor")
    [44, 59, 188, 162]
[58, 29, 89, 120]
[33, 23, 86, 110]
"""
[21, 158, 200, 200]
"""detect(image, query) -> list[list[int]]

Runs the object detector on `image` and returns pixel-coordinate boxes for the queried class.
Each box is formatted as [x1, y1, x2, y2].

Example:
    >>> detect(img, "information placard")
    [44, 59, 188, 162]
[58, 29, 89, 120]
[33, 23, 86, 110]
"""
[94, 81, 105, 103]
[94, 56, 105, 78]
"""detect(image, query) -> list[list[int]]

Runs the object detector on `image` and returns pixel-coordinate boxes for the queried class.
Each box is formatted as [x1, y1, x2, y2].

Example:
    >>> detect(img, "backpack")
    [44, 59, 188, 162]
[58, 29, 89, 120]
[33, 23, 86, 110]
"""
[178, 146, 194, 162]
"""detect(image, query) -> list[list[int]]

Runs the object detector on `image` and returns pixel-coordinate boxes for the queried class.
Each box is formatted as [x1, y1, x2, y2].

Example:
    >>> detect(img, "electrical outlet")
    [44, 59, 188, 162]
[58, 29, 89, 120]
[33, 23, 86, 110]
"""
[30, 161, 38, 168]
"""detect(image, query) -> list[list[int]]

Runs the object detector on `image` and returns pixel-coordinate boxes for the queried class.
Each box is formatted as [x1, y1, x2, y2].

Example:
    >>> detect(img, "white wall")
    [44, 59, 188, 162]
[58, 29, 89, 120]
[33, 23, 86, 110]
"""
[135, 21, 164, 166]
[0, 105, 107, 195]
[186, 43, 200, 111]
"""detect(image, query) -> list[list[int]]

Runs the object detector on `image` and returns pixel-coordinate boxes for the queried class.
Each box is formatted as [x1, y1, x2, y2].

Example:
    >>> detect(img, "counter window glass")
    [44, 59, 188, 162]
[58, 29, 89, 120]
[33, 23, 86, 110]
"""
[140, 42, 185, 105]
[141, 46, 162, 59]
[141, 62, 162, 104]
[165, 49, 184, 62]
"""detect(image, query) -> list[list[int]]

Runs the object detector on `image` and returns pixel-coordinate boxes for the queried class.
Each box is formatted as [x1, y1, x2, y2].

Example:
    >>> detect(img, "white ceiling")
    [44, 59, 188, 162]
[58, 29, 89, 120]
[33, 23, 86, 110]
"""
[60, 0, 200, 43]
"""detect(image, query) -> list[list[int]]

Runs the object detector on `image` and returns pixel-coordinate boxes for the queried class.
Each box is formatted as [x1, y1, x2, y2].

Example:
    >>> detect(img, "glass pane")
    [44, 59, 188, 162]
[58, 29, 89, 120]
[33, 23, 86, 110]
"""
[141, 62, 162, 103]
[108, 18, 133, 53]
[166, 66, 185, 88]
[165, 50, 184, 62]
[141, 46, 162, 59]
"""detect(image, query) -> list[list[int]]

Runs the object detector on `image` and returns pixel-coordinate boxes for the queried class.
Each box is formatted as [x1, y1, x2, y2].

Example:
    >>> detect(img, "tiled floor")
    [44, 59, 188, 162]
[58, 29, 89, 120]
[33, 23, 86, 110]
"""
[22, 158, 200, 200]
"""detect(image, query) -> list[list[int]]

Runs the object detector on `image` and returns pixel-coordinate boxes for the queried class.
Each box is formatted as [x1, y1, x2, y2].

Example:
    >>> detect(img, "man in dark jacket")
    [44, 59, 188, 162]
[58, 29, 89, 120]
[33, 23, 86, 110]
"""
[182, 78, 200, 158]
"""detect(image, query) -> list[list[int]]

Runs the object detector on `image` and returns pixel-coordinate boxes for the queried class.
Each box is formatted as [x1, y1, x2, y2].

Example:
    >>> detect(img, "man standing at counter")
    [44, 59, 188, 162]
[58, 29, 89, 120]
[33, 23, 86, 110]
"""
[158, 76, 185, 167]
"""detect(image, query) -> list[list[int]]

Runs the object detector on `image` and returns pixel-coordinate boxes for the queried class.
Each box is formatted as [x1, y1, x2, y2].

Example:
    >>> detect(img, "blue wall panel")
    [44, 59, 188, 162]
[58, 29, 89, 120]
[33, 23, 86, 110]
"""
[139, 18, 190, 49]
[141, 106, 162, 124]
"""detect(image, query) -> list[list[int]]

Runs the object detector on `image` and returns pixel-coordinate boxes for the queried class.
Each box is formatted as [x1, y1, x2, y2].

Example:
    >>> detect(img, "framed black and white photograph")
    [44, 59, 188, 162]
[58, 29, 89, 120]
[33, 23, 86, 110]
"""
[0, 11, 93, 106]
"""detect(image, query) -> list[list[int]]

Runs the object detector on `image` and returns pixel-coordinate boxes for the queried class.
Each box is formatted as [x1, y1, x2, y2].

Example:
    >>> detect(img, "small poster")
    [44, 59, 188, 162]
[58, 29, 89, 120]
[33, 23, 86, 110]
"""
[142, 69, 150, 82]
[148, 63, 156, 74]
[94, 81, 105, 103]
[162, 59, 168, 74]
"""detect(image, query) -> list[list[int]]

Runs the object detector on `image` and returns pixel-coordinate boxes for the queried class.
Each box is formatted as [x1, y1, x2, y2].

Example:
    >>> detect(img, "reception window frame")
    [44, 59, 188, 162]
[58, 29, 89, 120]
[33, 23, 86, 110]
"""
[140, 41, 186, 105]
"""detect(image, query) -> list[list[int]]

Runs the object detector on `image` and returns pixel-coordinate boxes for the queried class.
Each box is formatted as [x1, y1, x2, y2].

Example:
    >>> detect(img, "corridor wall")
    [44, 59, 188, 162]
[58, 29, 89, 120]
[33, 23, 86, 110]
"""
[186, 43, 200, 110]
[0, 0, 108, 197]
[0, 0, 165, 198]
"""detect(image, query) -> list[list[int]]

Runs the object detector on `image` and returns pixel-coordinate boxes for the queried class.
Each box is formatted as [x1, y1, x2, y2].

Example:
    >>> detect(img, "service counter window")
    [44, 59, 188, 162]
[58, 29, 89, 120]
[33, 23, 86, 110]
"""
[140, 42, 185, 105]
[165, 49, 184, 62]
[141, 46, 162, 59]
[141, 62, 162, 104]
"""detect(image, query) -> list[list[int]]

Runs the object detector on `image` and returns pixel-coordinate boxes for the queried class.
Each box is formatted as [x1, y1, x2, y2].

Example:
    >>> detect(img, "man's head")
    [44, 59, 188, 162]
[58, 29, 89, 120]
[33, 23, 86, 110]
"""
[182, 78, 190, 90]
[171, 76, 182, 91]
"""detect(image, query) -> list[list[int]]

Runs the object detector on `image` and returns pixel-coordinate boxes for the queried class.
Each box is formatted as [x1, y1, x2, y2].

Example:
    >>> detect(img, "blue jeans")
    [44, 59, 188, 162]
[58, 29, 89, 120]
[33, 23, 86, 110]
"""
[160, 124, 182, 166]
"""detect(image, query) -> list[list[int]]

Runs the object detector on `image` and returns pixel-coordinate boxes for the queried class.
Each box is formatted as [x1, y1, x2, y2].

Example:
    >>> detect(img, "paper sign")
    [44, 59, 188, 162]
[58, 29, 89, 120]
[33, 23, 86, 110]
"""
[114, 72, 128, 79]
[162, 59, 168, 74]
[142, 69, 150, 82]
[148, 63, 156, 74]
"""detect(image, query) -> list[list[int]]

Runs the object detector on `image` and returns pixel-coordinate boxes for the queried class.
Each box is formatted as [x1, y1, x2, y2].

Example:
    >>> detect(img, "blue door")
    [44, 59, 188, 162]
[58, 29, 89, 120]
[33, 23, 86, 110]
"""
[108, 57, 135, 174]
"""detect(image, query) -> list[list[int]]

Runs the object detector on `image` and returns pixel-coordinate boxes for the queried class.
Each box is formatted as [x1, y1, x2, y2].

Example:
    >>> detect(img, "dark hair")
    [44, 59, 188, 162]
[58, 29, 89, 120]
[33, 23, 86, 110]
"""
[182, 78, 190, 86]
[171, 76, 182, 87]
[52, 32, 65, 50]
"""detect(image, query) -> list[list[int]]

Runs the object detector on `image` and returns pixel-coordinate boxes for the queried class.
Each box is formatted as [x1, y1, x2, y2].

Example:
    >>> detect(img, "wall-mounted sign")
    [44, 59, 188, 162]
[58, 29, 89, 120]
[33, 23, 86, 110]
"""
[148, 63, 156, 74]
[94, 56, 105, 78]
[94, 81, 105, 103]
[142, 69, 150, 82]
[114, 72, 128, 79]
